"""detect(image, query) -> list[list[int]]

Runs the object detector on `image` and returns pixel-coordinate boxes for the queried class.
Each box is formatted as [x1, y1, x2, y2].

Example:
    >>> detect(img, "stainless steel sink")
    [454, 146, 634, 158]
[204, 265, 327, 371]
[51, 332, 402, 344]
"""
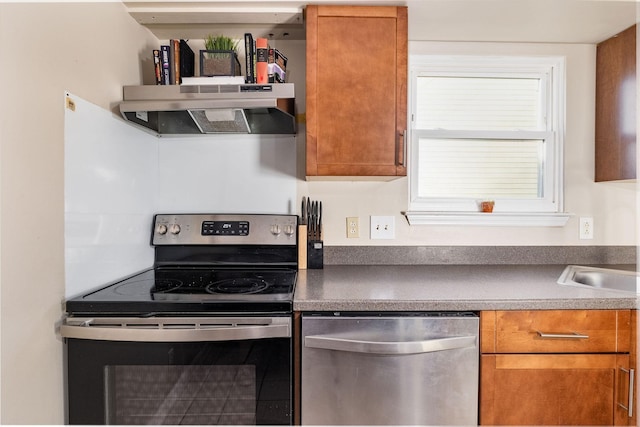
[558, 265, 639, 293]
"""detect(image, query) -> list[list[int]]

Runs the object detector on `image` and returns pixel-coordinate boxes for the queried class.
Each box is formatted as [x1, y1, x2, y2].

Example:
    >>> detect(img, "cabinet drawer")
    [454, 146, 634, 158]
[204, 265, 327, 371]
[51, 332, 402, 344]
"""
[481, 310, 630, 353]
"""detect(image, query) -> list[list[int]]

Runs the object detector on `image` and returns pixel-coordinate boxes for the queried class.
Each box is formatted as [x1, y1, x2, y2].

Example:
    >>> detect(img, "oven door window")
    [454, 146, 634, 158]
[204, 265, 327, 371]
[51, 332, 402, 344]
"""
[66, 339, 291, 425]
[106, 365, 257, 424]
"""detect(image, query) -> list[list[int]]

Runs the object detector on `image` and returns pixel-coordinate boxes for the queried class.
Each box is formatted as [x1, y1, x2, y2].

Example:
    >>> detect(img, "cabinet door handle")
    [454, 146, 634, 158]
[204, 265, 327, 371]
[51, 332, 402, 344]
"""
[403, 129, 407, 167]
[536, 331, 589, 339]
[618, 367, 635, 418]
[396, 130, 407, 167]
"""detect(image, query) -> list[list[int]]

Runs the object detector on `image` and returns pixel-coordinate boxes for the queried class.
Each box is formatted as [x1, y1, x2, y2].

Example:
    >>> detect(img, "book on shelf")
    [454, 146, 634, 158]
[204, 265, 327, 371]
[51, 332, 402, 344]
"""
[181, 76, 245, 85]
[244, 33, 255, 84]
[169, 39, 180, 84]
[160, 45, 171, 85]
[268, 48, 287, 83]
[269, 63, 286, 83]
[274, 49, 287, 71]
[153, 49, 162, 85]
[255, 38, 269, 84]
[267, 48, 275, 82]
[179, 39, 195, 79]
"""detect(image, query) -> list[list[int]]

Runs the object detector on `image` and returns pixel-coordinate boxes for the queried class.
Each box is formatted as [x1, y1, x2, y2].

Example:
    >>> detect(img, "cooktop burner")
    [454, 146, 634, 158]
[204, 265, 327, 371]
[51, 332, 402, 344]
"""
[152, 267, 296, 296]
[207, 278, 270, 294]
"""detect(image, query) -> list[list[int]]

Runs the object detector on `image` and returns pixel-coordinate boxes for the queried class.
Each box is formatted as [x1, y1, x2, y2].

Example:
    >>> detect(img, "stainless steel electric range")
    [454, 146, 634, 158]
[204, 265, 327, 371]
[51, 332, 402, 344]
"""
[61, 213, 298, 425]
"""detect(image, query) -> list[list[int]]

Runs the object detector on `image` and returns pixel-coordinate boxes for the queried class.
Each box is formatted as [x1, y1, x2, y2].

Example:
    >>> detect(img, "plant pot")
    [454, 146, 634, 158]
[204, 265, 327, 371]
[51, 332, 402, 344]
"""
[479, 200, 495, 213]
[199, 50, 241, 77]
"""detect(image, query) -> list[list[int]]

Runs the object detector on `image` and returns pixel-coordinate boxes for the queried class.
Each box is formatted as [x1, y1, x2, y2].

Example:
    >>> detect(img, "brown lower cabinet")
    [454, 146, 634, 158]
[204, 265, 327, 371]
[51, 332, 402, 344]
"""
[480, 310, 634, 425]
[481, 353, 630, 425]
[629, 309, 637, 426]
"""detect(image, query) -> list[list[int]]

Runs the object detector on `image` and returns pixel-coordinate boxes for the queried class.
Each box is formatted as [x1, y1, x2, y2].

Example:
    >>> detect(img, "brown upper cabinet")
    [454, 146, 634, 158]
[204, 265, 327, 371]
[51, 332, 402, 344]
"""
[305, 5, 408, 178]
[595, 24, 636, 182]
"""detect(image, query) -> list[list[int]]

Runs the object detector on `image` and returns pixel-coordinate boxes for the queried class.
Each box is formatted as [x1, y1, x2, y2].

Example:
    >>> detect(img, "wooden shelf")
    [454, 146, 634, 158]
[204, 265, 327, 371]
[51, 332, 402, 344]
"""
[123, 2, 305, 40]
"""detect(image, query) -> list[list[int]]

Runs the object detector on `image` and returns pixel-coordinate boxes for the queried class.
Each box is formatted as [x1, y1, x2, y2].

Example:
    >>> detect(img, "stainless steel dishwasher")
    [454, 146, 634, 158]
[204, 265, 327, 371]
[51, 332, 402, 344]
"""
[301, 312, 479, 425]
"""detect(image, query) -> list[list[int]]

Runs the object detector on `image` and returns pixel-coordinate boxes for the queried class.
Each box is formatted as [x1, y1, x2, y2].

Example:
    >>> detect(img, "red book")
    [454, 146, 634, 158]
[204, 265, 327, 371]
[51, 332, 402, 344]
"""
[255, 38, 269, 84]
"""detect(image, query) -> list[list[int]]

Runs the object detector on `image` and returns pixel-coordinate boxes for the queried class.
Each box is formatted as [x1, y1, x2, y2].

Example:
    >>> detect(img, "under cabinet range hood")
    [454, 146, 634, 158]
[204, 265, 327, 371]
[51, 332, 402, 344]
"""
[119, 83, 296, 135]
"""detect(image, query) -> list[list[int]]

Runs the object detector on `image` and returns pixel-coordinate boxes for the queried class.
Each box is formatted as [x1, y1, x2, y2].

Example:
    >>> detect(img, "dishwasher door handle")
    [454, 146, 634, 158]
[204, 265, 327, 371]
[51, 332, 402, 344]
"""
[304, 334, 477, 355]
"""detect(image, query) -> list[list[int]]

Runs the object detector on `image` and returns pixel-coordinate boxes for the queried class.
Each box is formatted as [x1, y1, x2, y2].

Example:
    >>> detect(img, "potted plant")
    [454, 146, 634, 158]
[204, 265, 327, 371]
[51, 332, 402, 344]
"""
[200, 35, 241, 77]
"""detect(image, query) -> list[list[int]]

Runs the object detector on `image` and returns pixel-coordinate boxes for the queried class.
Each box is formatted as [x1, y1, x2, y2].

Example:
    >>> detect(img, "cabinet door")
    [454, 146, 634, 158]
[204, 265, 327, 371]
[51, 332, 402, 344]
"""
[306, 5, 407, 177]
[595, 24, 636, 181]
[627, 310, 637, 425]
[481, 354, 630, 425]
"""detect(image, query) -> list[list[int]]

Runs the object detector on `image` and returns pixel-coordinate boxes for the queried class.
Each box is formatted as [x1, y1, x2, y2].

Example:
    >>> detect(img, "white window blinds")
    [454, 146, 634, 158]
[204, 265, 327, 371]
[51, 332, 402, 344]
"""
[418, 138, 543, 199]
[416, 77, 544, 131]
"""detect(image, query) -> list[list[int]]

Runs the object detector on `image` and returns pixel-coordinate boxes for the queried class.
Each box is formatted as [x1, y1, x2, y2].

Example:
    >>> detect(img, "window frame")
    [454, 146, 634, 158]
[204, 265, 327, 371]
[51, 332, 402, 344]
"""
[406, 55, 570, 226]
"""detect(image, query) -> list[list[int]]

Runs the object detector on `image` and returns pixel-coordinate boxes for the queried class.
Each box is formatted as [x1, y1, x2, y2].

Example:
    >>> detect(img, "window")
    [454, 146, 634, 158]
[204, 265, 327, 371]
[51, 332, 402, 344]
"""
[406, 55, 569, 226]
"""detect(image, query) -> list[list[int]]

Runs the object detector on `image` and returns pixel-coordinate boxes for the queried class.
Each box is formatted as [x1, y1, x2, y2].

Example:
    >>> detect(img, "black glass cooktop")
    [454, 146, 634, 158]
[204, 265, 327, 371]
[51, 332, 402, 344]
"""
[65, 267, 297, 315]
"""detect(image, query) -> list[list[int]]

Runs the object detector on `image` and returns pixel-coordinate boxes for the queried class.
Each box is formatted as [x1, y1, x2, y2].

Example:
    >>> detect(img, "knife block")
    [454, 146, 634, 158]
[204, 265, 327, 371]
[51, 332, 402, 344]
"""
[307, 240, 324, 269]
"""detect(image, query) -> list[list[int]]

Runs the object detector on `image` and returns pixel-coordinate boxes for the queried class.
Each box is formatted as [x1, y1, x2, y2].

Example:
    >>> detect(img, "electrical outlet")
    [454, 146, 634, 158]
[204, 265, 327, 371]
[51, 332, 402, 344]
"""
[579, 217, 594, 239]
[370, 216, 395, 239]
[346, 217, 359, 238]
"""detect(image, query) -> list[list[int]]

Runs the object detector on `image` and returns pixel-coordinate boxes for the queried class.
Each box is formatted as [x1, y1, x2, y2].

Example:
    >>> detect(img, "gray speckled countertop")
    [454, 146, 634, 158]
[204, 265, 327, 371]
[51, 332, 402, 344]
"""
[293, 264, 639, 311]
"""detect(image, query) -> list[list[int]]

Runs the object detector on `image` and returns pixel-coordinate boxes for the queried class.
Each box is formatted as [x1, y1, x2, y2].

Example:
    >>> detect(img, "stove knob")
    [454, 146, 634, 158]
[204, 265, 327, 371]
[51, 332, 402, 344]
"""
[156, 224, 168, 235]
[169, 224, 181, 235]
[270, 224, 281, 236]
[284, 224, 295, 236]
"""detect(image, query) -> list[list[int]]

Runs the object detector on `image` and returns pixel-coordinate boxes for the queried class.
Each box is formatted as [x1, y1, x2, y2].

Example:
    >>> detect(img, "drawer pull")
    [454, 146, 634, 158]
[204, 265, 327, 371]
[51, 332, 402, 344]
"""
[536, 331, 589, 339]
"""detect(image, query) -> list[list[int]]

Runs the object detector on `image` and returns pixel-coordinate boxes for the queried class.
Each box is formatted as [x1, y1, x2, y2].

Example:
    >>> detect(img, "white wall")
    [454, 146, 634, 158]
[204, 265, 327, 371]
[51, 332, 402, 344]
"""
[0, 3, 157, 423]
[299, 41, 637, 246]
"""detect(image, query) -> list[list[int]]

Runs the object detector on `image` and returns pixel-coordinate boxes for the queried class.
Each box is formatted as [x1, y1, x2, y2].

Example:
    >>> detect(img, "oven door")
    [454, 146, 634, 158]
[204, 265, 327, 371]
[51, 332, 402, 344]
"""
[62, 316, 292, 425]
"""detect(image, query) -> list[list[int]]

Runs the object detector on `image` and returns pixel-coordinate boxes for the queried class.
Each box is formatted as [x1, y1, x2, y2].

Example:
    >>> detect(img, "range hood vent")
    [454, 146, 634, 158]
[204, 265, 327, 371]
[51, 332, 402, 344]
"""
[119, 83, 296, 136]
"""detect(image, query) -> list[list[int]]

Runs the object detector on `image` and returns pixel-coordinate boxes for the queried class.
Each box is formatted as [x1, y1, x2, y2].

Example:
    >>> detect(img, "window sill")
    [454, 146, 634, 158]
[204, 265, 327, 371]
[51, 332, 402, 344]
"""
[404, 212, 572, 227]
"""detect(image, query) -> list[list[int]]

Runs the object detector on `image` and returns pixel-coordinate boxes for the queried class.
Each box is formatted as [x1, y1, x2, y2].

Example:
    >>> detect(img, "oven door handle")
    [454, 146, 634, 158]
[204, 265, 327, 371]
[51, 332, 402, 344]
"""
[60, 317, 291, 342]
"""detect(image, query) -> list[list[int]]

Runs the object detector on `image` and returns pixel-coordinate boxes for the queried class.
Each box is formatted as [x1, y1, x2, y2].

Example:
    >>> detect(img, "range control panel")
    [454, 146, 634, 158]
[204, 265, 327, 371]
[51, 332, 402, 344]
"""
[152, 214, 297, 246]
[202, 220, 249, 236]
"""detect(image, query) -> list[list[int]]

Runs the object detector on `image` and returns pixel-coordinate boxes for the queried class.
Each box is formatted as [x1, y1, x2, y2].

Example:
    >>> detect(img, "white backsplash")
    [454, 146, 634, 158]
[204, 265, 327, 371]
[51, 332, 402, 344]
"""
[64, 93, 297, 298]
[156, 135, 297, 214]
[64, 93, 157, 298]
